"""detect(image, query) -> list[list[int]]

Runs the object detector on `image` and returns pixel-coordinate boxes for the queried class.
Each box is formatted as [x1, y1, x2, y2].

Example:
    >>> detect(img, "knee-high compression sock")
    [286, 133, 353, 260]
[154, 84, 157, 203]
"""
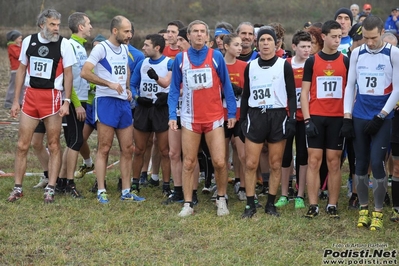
[355, 174, 369, 206]
[373, 177, 387, 210]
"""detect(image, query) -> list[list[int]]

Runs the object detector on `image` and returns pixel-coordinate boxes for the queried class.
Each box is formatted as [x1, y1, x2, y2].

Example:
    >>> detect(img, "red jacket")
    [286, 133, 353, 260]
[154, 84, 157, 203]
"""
[8, 43, 21, 71]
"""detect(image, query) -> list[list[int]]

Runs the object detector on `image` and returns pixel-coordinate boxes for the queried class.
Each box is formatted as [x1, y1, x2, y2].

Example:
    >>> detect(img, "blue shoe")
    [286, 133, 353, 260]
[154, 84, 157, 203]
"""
[97, 192, 109, 204]
[121, 192, 146, 202]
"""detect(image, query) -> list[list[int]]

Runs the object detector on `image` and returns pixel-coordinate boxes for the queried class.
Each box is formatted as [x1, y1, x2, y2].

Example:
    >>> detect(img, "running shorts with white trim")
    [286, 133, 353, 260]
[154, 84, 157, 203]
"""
[22, 87, 62, 119]
[241, 107, 287, 144]
[181, 117, 224, 134]
[94, 97, 132, 129]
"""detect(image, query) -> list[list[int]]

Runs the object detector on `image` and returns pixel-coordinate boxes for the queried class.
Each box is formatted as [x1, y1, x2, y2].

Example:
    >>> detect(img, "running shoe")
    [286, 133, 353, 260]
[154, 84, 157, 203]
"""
[234, 182, 240, 194]
[139, 173, 148, 187]
[357, 209, 371, 228]
[162, 187, 173, 197]
[294, 197, 305, 209]
[7, 187, 23, 202]
[162, 192, 184, 205]
[97, 192, 109, 204]
[370, 211, 383, 231]
[390, 208, 399, 222]
[241, 205, 257, 218]
[33, 176, 48, 189]
[216, 197, 229, 216]
[275, 196, 289, 208]
[65, 184, 83, 199]
[55, 178, 67, 193]
[74, 163, 94, 178]
[148, 178, 160, 187]
[120, 192, 145, 202]
[265, 203, 280, 217]
[237, 190, 247, 201]
[258, 186, 269, 197]
[326, 206, 340, 219]
[348, 193, 359, 210]
[44, 188, 55, 203]
[318, 191, 328, 200]
[304, 205, 319, 218]
[131, 183, 140, 194]
[202, 186, 211, 194]
[178, 203, 194, 217]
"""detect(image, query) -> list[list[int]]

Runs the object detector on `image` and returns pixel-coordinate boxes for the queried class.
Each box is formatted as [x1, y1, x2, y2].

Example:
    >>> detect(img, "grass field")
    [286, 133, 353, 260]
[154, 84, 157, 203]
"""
[0, 48, 397, 265]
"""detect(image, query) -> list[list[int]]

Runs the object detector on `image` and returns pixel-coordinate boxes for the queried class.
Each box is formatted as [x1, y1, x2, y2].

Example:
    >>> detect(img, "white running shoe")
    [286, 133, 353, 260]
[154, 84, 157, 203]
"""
[234, 182, 240, 194]
[33, 176, 48, 188]
[216, 197, 229, 216]
[178, 203, 194, 217]
[238, 190, 247, 201]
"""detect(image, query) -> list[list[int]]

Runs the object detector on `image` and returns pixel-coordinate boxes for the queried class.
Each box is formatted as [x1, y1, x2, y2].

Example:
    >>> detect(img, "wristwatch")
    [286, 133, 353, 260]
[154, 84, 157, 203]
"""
[64, 98, 71, 104]
[377, 112, 386, 119]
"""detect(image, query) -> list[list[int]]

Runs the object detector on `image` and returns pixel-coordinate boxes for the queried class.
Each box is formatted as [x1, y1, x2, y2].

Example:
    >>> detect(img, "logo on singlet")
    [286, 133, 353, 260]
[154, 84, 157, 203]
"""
[376, 64, 385, 71]
[38, 46, 49, 57]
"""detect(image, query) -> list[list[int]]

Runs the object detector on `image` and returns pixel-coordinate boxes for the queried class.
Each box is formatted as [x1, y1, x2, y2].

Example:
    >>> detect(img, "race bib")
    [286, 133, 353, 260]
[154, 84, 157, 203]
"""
[296, 88, 301, 109]
[316, 76, 343, 99]
[186, 68, 213, 90]
[111, 61, 127, 83]
[30, 56, 53, 80]
[141, 78, 159, 99]
[358, 72, 385, 96]
[250, 83, 275, 107]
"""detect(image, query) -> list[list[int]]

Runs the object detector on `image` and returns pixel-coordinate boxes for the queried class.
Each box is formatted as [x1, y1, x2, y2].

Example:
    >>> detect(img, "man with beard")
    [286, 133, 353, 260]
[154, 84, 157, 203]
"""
[236, 22, 258, 63]
[130, 34, 173, 197]
[7, 9, 76, 203]
[81, 16, 144, 204]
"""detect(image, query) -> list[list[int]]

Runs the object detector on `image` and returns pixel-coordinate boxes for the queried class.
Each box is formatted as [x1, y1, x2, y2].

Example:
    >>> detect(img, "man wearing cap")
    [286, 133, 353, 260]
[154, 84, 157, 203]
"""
[384, 7, 399, 34]
[5, 30, 24, 109]
[168, 20, 236, 217]
[342, 15, 399, 230]
[7, 9, 75, 203]
[361, 4, 372, 17]
[335, 7, 354, 56]
[236, 22, 258, 63]
[240, 27, 296, 218]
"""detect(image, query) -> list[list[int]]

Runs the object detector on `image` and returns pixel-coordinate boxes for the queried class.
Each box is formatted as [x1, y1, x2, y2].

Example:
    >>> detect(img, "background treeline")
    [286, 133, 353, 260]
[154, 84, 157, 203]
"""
[0, 0, 394, 48]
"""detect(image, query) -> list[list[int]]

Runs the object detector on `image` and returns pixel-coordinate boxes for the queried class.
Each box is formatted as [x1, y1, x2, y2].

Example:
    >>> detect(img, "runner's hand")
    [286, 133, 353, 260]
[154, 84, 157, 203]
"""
[305, 118, 318, 137]
[75, 106, 86, 122]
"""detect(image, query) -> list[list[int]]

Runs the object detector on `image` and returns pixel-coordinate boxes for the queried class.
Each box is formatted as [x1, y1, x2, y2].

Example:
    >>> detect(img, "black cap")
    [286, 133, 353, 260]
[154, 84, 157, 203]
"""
[178, 27, 189, 43]
[334, 7, 354, 26]
[257, 28, 277, 45]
